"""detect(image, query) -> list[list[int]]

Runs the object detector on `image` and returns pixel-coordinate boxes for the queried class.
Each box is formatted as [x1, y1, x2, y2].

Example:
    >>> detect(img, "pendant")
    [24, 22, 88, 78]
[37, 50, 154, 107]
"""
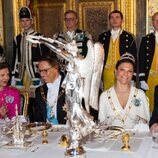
[50, 111, 55, 118]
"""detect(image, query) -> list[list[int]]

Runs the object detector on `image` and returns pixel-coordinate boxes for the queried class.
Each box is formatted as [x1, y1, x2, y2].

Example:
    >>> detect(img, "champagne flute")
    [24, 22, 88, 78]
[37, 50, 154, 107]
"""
[152, 126, 158, 149]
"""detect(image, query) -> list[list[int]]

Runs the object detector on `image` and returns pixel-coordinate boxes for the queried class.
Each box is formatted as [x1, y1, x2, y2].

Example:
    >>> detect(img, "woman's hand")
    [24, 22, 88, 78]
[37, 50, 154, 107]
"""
[0, 105, 8, 118]
[150, 123, 158, 132]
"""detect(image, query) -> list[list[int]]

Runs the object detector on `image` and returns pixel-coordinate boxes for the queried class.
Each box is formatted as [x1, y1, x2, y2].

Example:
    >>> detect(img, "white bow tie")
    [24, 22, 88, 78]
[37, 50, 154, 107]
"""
[47, 83, 54, 89]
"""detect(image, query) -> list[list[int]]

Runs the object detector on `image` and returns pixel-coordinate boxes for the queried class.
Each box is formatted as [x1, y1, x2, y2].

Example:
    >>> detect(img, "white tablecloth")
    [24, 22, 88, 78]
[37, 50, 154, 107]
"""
[0, 128, 158, 158]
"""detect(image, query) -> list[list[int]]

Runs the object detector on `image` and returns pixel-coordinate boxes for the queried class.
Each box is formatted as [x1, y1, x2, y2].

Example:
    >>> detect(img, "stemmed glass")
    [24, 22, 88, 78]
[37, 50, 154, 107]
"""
[151, 126, 158, 149]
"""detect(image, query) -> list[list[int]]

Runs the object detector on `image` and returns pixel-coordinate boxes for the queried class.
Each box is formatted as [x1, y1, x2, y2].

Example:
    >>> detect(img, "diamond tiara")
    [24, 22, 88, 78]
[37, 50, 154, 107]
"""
[119, 52, 135, 63]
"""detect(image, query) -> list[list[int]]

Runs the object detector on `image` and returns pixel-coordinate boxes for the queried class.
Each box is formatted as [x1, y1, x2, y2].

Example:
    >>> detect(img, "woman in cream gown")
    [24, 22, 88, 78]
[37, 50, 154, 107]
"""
[98, 53, 150, 129]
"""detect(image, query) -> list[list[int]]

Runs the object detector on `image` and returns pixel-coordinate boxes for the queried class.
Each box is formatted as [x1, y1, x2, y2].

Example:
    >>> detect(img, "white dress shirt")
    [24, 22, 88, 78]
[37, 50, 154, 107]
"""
[111, 28, 122, 41]
[67, 31, 75, 40]
[47, 75, 61, 118]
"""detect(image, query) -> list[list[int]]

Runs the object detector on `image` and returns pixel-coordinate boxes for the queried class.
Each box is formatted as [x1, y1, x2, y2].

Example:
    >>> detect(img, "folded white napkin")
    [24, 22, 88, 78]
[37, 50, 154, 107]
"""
[84, 140, 115, 151]
[133, 123, 150, 132]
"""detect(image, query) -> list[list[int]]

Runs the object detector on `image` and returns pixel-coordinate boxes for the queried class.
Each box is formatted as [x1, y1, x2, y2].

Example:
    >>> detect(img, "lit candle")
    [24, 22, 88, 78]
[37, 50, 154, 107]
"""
[15, 104, 18, 116]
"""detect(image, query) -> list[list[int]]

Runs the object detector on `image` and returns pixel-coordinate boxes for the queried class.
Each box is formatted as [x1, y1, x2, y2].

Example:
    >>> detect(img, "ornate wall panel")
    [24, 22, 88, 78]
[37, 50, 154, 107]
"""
[35, 3, 66, 37]
[78, 1, 114, 42]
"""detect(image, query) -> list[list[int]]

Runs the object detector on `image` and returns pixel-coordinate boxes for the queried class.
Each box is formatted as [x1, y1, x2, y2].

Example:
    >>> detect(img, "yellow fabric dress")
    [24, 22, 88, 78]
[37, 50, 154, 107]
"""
[146, 44, 158, 111]
[103, 37, 120, 90]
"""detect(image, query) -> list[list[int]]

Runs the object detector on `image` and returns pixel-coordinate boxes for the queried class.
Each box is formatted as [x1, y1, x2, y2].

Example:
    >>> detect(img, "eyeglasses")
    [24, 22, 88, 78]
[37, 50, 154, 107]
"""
[38, 66, 53, 74]
[64, 18, 76, 22]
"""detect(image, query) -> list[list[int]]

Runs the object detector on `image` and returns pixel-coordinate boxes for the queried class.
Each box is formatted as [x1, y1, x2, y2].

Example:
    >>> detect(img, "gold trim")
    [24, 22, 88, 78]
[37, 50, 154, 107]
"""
[117, 0, 136, 35]
[72, 0, 76, 11]
[146, 0, 149, 34]
[0, 0, 4, 46]
[13, 0, 27, 36]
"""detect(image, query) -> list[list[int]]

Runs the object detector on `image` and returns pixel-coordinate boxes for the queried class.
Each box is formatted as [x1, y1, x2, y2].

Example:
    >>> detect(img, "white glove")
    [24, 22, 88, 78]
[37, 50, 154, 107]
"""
[140, 81, 149, 90]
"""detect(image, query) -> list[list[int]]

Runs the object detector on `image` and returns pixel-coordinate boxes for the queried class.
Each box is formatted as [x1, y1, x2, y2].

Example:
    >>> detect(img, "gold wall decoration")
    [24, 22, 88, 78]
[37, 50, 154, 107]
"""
[13, 0, 27, 36]
[117, 0, 136, 35]
[0, 0, 4, 46]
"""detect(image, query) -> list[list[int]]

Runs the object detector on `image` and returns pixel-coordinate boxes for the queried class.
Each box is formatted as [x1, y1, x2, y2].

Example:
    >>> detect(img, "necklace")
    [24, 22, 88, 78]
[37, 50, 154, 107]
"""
[107, 87, 138, 127]
[40, 86, 64, 117]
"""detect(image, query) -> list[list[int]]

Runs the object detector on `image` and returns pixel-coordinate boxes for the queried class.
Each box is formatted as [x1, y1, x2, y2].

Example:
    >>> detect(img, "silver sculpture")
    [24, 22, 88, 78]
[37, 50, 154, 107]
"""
[12, 105, 24, 145]
[26, 35, 104, 156]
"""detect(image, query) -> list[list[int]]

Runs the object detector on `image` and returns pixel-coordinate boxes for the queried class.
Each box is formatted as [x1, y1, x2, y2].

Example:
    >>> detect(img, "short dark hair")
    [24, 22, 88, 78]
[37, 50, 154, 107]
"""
[38, 55, 60, 70]
[115, 58, 135, 70]
[64, 10, 78, 19]
[109, 10, 123, 20]
[0, 62, 10, 71]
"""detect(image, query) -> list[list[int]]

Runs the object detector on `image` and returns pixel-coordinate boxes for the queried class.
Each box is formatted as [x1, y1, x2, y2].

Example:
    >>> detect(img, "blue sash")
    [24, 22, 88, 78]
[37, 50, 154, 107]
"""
[46, 104, 59, 125]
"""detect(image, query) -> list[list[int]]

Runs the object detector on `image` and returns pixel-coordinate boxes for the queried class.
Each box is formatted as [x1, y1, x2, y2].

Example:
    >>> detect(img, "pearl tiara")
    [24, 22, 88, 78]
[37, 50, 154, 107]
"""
[119, 52, 135, 63]
[0, 54, 6, 63]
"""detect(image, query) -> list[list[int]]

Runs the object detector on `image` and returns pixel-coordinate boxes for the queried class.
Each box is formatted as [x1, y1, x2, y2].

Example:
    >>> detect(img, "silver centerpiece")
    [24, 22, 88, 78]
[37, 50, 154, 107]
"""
[26, 35, 104, 156]
[12, 105, 24, 145]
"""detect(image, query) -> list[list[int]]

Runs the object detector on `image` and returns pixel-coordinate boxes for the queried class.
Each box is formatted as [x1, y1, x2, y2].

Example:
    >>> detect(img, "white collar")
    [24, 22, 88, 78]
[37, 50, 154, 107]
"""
[111, 28, 122, 35]
[111, 28, 122, 41]
[47, 75, 61, 89]
[67, 30, 76, 40]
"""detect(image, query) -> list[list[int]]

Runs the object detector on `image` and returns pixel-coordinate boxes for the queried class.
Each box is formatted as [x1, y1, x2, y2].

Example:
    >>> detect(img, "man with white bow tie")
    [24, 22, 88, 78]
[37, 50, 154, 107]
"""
[33, 55, 66, 124]
[99, 10, 137, 90]
[139, 12, 158, 111]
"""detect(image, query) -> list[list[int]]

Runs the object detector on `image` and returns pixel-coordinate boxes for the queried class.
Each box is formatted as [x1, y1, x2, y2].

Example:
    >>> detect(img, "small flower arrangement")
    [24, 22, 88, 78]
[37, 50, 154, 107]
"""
[133, 98, 142, 107]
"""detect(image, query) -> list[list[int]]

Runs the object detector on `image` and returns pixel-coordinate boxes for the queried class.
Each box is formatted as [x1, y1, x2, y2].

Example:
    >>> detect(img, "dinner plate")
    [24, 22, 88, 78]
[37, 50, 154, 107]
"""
[50, 124, 68, 132]
[94, 126, 124, 139]
[27, 122, 52, 131]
